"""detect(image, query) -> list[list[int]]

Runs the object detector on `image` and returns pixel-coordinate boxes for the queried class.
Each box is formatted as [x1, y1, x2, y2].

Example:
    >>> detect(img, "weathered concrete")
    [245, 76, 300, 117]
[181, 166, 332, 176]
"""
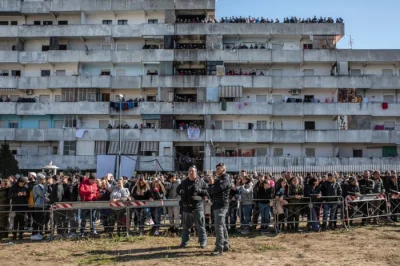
[0, 51, 18, 63]
[0, 128, 15, 141]
[47, 76, 111, 88]
[0, 102, 17, 114]
[15, 155, 96, 170]
[0, 0, 21, 13]
[16, 102, 110, 115]
[112, 76, 141, 89]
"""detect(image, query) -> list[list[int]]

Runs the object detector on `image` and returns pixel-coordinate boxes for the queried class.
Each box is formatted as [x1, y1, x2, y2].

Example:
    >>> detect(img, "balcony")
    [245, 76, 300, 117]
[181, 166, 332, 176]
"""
[136, 156, 174, 171]
[175, 23, 344, 36]
[15, 155, 96, 170]
[0, 0, 21, 14]
[205, 156, 400, 172]
[15, 102, 110, 115]
[304, 49, 400, 63]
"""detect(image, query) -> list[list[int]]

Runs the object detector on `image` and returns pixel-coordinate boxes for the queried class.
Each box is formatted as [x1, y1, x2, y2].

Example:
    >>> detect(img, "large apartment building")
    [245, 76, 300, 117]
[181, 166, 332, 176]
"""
[0, 0, 399, 175]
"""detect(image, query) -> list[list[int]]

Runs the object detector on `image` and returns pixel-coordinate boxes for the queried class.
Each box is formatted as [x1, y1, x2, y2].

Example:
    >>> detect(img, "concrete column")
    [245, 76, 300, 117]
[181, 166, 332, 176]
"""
[206, 35, 223, 50]
[81, 12, 87, 25]
[204, 115, 212, 129]
[165, 10, 176, 24]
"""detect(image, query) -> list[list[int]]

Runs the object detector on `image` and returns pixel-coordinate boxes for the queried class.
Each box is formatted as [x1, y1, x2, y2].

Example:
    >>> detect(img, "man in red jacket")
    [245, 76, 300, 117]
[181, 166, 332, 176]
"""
[79, 174, 99, 237]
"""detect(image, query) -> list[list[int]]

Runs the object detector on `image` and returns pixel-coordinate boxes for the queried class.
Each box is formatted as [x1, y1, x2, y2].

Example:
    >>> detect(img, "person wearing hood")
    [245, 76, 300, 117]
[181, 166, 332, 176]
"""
[238, 171, 253, 235]
[30, 174, 48, 241]
[8, 176, 29, 240]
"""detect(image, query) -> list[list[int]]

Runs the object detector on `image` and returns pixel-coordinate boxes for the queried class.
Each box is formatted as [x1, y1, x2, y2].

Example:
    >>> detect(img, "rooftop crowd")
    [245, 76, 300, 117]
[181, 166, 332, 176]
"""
[176, 16, 344, 24]
[0, 168, 398, 242]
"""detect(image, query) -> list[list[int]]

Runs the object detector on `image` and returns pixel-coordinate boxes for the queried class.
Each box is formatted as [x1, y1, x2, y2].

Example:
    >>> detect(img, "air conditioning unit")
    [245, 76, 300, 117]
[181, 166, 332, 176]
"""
[25, 89, 34, 95]
[290, 89, 300, 95]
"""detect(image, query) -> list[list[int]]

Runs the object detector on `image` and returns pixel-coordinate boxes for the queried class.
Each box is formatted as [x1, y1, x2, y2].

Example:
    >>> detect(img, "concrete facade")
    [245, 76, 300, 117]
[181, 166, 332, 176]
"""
[0, 0, 399, 173]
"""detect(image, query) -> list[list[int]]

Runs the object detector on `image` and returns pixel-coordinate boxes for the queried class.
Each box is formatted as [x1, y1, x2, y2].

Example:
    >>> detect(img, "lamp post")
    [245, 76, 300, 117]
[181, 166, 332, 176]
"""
[116, 94, 124, 180]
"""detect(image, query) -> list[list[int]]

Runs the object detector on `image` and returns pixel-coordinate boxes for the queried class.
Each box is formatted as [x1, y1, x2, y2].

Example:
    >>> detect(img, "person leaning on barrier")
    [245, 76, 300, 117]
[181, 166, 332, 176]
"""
[51, 175, 65, 238]
[8, 176, 29, 240]
[177, 165, 208, 249]
[371, 171, 386, 224]
[79, 174, 99, 237]
[358, 171, 375, 226]
[304, 177, 321, 232]
[287, 177, 304, 232]
[131, 175, 154, 235]
[207, 162, 232, 256]
[237, 171, 254, 235]
[107, 177, 130, 237]
[342, 177, 360, 226]
[320, 173, 342, 231]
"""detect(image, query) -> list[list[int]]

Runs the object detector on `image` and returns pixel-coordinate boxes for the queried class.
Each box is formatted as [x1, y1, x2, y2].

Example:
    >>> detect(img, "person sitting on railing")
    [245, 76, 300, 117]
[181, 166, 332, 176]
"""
[320, 173, 342, 231]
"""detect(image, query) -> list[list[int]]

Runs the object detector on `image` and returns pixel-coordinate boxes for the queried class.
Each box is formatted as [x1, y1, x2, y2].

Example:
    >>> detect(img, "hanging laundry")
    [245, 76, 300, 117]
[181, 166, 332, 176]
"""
[187, 127, 201, 139]
[128, 102, 134, 109]
[382, 102, 388, 109]
[76, 129, 87, 138]
[237, 102, 242, 109]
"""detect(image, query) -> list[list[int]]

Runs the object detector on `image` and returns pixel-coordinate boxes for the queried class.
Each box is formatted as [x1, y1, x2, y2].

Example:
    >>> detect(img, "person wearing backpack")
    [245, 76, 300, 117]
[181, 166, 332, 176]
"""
[30, 174, 48, 241]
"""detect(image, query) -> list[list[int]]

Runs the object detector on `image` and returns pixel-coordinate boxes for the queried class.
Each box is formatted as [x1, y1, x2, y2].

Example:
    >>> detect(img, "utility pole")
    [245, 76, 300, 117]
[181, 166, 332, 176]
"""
[348, 35, 354, 49]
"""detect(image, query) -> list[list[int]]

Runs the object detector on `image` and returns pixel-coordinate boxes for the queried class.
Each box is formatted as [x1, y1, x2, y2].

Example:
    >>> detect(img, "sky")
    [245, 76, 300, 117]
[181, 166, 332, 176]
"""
[215, 0, 398, 49]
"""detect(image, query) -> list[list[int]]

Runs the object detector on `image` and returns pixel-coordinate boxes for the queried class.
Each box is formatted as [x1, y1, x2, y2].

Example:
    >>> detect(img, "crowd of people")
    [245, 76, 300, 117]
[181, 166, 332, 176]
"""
[0, 167, 399, 256]
[176, 16, 344, 24]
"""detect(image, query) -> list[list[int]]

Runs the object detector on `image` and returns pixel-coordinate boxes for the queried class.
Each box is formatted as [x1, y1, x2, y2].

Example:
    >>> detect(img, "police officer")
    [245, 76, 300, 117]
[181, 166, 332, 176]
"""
[208, 163, 232, 256]
[178, 165, 208, 248]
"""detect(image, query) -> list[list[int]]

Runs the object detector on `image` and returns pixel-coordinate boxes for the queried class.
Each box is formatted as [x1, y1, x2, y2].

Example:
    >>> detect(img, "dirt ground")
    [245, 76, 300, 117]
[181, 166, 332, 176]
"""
[0, 225, 399, 266]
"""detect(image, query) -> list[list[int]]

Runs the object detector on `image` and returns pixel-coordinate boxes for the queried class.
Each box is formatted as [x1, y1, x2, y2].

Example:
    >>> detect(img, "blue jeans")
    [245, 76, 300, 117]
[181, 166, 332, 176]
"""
[80, 209, 97, 234]
[241, 204, 253, 228]
[152, 207, 163, 229]
[308, 205, 320, 231]
[323, 203, 337, 224]
[259, 203, 270, 228]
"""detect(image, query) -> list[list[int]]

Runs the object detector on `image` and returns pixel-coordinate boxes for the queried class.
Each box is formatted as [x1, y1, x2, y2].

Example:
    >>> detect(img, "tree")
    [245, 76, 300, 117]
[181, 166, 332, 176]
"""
[0, 141, 19, 179]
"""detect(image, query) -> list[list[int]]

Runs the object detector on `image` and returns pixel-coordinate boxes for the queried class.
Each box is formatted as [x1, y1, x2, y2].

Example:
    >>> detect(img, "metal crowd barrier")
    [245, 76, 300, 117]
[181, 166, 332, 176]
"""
[0, 194, 399, 241]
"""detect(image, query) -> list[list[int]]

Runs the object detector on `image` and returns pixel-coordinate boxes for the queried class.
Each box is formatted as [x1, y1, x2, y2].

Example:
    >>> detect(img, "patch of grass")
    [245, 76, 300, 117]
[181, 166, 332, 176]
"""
[330, 229, 347, 234]
[111, 235, 146, 243]
[258, 244, 285, 252]
[78, 254, 114, 266]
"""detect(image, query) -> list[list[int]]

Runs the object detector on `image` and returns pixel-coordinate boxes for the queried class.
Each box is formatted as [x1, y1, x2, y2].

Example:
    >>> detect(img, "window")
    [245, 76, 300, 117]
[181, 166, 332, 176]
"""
[256, 148, 267, 157]
[1, 70, 9, 76]
[305, 148, 315, 157]
[117, 20, 128, 25]
[10, 21, 17, 25]
[272, 69, 283, 76]
[9, 120, 19, 128]
[100, 69, 111, 76]
[54, 120, 64, 128]
[256, 121, 267, 129]
[102, 20, 112, 25]
[148, 19, 158, 24]
[39, 120, 48, 129]
[163, 147, 171, 156]
[101, 93, 110, 102]
[384, 121, 395, 130]
[115, 69, 126, 76]
[43, 21, 53, 25]
[383, 95, 394, 103]
[273, 148, 283, 157]
[11, 70, 21, 77]
[0, 21, 8, 25]
[303, 44, 313, 49]
[304, 69, 314, 76]
[58, 44, 67, 50]
[41, 70, 51, 77]
[55, 70, 66, 76]
[58, 20, 68, 25]
[224, 120, 233, 129]
[101, 44, 112, 50]
[54, 95, 61, 102]
[350, 69, 362, 76]
[62, 88, 99, 102]
[256, 95, 267, 102]
[12, 45, 16, 51]
[99, 120, 109, 129]
[116, 44, 127, 51]
[41, 45, 50, 51]
[39, 95, 50, 103]
[353, 149, 363, 158]
[63, 141, 76, 155]
[53, 146, 58, 155]
[382, 69, 393, 76]
[215, 120, 222, 129]
[64, 116, 77, 128]
[34, 21, 41, 25]
[304, 121, 315, 130]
